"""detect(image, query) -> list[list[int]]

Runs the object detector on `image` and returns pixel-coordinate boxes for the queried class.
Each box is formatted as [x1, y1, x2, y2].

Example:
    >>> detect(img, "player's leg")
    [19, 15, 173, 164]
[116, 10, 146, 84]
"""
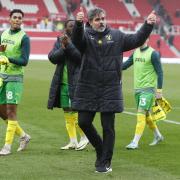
[0, 83, 8, 120]
[0, 106, 30, 152]
[61, 109, 78, 150]
[0, 82, 30, 155]
[60, 83, 78, 150]
[0, 82, 14, 155]
[126, 92, 149, 149]
[0, 104, 18, 155]
[146, 112, 164, 146]
[0, 105, 7, 120]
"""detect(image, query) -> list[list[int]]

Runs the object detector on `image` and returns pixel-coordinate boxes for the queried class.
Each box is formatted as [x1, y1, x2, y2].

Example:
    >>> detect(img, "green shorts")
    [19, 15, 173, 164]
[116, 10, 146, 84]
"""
[60, 84, 71, 108]
[135, 91, 154, 111]
[0, 81, 23, 104]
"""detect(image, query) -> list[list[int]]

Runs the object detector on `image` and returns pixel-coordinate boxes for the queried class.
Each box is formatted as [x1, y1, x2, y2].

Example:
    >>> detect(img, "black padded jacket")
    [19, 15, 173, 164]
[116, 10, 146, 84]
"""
[47, 37, 81, 109]
[71, 21, 153, 112]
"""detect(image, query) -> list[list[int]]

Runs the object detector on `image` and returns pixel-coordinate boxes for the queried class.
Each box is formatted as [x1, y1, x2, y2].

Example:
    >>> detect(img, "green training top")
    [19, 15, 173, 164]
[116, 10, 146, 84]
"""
[133, 46, 157, 89]
[60, 63, 69, 97]
[0, 29, 26, 75]
[62, 63, 68, 85]
[122, 47, 163, 89]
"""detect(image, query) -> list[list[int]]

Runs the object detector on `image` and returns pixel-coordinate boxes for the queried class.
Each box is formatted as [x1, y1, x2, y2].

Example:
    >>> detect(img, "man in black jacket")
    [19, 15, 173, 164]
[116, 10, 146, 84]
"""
[72, 7, 157, 173]
[48, 20, 88, 151]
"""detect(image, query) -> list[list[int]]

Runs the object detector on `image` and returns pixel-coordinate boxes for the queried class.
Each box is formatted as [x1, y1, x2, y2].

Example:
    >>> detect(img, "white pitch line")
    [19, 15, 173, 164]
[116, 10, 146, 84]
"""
[125, 107, 180, 110]
[123, 111, 180, 125]
[163, 120, 180, 125]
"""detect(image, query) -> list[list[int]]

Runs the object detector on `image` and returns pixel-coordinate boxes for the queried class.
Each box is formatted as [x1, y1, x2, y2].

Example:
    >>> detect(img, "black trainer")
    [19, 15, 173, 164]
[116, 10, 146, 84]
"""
[95, 164, 112, 173]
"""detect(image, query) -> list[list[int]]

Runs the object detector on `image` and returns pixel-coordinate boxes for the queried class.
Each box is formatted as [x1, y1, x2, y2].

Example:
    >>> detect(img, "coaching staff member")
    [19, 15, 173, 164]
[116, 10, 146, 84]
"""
[72, 7, 157, 173]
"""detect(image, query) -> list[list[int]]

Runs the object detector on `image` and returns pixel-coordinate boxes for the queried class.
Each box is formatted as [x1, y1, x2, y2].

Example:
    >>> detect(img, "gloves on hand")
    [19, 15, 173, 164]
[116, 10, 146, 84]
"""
[0, 55, 9, 65]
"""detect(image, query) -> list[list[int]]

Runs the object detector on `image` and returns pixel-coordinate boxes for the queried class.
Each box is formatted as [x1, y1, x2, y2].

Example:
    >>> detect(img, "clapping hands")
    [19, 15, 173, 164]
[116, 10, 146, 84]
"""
[60, 34, 70, 49]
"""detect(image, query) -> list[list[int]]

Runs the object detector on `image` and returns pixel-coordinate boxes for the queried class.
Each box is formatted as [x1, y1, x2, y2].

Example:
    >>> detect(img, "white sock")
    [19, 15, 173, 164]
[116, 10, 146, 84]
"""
[132, 134, 142, 145]
[153, 128, 162, 138]
[80, 135, 88, 141]
[70, 138, 78, 146]
[20, 132, 26, 138]
[4, 144, 11, 150]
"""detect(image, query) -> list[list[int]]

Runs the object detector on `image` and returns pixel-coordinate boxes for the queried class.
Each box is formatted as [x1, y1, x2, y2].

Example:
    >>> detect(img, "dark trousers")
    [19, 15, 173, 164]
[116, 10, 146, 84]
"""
[78, 111, 115, 165]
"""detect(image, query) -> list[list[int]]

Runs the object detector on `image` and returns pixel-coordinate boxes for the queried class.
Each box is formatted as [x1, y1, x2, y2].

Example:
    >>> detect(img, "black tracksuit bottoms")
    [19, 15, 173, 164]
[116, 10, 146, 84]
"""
[78, 111, 115, 165]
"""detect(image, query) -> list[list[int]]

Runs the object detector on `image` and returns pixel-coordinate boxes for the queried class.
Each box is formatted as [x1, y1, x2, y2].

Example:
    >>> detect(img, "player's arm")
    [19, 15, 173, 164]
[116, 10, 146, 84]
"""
[122, 53, 134, 70]
[8, 35, 30, 66]
[71, 7, 86, 53]
[48, 37, 66, 65]
[151, 51, 163, 98]
[121, 22, 153, 52]
[122, 11, 156, 52]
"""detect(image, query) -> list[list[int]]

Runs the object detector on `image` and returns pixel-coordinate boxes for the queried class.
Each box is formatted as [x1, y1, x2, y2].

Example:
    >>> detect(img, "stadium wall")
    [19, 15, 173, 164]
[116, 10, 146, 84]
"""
[29, 32, 180, 64]
[30, 54, 180, 64]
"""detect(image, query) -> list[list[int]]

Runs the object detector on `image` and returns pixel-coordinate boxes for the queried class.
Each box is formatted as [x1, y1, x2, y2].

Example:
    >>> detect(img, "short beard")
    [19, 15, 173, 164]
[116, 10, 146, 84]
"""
[93, 26, 106, 32]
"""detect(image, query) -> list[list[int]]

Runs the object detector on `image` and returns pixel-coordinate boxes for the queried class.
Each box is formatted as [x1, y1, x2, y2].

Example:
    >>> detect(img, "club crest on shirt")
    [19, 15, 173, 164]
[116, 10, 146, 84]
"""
[105, 34, 112, 41]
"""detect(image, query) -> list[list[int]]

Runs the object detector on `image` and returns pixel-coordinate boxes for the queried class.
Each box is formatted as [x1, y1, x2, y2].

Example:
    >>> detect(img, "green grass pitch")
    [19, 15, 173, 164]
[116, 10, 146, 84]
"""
[0, 61, 180, 180]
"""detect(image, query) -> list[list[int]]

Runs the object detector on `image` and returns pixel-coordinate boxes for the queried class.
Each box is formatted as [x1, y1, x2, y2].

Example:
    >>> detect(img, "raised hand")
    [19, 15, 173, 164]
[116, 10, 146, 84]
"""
[76, 6, 84, 22]
[147, 10, 157, 25]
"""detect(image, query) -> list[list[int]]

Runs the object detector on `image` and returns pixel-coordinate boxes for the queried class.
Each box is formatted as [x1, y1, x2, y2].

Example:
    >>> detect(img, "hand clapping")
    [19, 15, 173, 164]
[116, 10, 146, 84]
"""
[60, 34, 70, 49]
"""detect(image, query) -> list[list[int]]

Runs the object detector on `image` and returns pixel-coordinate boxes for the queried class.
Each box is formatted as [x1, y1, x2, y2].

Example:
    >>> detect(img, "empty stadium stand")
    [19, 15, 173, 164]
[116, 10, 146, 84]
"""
[174, 36, 180, 51]
[161, 0, 180, 25]
[0, 0, 179, 58]
[0, 0, 66, 27]
[91, 0, 132, 21]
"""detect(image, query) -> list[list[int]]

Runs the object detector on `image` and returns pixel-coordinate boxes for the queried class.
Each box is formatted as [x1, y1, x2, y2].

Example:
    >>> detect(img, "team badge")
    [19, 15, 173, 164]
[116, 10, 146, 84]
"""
[105, 34, 112, 41]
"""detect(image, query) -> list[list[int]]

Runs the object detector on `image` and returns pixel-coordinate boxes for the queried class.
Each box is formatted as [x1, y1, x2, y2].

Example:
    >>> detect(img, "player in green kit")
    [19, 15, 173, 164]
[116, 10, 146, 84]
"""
[123, 39, 164, 149]
[0, 9, 31, 155]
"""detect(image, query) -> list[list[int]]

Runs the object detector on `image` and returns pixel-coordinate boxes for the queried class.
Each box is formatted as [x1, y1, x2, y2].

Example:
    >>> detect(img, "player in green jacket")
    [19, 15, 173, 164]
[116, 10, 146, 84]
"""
[0, 9, 31, 155]
[123, 39, 164, 149]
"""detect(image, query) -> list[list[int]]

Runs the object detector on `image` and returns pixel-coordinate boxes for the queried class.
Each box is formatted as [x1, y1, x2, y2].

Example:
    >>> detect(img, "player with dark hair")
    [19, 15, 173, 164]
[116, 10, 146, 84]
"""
[48, 19, 88, 150]
[0, 9, 31, 155]
[72, 7, 157, 173]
